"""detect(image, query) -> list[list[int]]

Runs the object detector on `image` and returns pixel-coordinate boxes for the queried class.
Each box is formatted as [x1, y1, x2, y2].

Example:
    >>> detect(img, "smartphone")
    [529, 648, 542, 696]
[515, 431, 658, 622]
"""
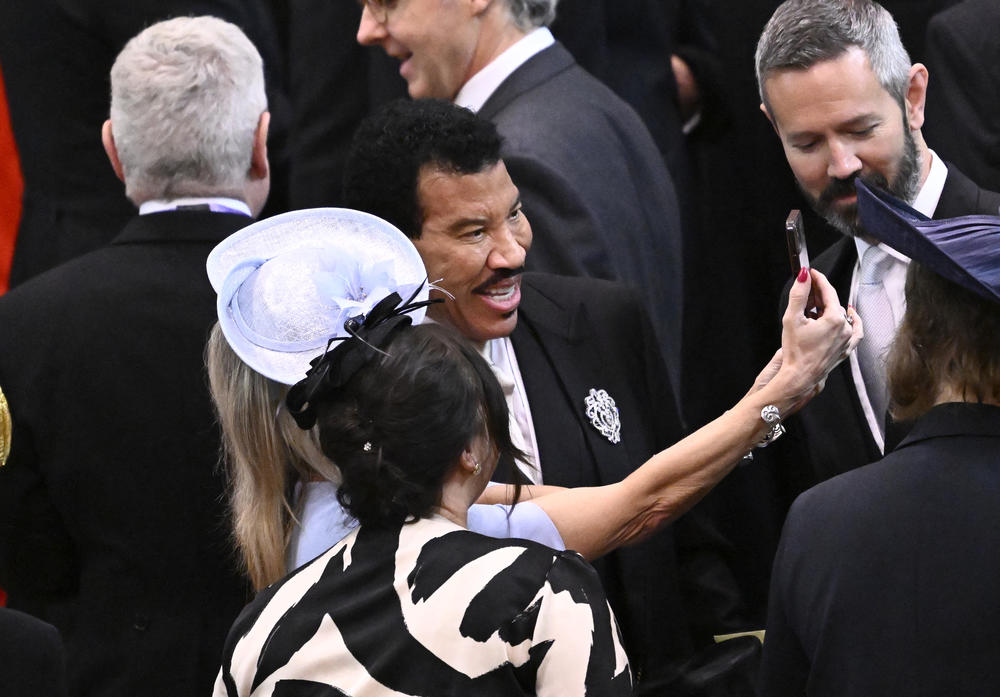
[785, 210, 820, 316]
[785, 209, 809, 273]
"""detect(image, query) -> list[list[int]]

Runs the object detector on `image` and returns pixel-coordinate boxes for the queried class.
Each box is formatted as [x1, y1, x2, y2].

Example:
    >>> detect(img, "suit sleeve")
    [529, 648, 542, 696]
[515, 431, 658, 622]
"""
[0, 299, 77, 603]
[0, 401, 78, 602]
[0, 608, 69, 696]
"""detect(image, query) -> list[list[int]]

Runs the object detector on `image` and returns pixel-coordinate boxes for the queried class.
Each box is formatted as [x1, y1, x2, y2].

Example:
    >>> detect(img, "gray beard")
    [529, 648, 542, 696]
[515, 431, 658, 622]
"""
[804, 127, 923, 238]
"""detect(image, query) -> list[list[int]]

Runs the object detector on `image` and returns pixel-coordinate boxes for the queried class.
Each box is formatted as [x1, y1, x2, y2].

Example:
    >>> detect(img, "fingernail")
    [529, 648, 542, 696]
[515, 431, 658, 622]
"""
[848, 304, 854, 312]
[797, 267, 809, 283]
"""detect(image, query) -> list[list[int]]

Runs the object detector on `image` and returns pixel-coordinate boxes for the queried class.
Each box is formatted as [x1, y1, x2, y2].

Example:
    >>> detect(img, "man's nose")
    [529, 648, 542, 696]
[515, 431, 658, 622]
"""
[488, 228, 527, 270]
[827, 138, 863, 180]
[356, 7, 386, 45]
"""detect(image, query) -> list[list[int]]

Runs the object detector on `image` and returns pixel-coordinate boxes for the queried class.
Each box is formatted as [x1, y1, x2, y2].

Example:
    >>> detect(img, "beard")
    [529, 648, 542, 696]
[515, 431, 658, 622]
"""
[803, 126, 922, 238]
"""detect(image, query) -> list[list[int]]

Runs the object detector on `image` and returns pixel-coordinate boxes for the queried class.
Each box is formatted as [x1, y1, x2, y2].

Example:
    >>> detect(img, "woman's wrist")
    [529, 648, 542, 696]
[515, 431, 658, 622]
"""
[733, 369, 807, 450]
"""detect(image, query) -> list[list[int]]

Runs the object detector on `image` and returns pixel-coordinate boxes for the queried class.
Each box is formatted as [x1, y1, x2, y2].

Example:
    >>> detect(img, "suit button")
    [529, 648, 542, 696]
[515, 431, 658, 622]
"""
[133, 614, 150, 632]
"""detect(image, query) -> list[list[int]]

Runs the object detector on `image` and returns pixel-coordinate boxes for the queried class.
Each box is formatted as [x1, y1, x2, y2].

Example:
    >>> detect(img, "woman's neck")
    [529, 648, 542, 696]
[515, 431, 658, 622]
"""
[934, 384, 1000, 407]
[430, 503, 468, 528]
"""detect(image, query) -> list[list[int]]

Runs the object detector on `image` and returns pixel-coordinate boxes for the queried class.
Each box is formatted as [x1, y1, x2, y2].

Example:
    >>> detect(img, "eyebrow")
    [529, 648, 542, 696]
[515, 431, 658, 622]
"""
[445, 214, 490, 235]
[788, 114, 880, 140]
[442, 196, 521, 235]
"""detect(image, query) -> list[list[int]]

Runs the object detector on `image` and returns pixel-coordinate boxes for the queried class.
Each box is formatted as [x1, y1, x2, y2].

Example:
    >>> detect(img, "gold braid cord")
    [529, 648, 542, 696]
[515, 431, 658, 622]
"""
[0, 385, 10, 466]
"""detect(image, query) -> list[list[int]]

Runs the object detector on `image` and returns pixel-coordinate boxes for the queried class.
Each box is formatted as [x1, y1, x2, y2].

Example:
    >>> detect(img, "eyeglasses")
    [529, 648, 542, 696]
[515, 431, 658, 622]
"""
[359, 0, 394, 24]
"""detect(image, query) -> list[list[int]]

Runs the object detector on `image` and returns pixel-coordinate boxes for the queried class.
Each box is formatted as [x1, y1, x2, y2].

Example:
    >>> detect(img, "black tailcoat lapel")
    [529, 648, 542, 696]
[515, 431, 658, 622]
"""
[504, 273, 699, 686]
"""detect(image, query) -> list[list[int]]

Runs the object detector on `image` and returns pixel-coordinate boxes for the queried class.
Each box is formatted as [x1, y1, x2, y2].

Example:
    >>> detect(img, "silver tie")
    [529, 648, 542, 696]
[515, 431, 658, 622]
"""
[488, 360, 539, 484]
[856, 246, 897, 434]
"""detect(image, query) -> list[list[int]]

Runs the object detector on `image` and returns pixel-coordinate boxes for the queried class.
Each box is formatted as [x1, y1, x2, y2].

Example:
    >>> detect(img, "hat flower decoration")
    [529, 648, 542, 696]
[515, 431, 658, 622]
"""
[312, 251, 423, 333]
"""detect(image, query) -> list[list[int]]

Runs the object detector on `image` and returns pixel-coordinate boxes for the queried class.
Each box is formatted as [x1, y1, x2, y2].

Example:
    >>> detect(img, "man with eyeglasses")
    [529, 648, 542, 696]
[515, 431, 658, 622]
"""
[356, 0, 688, 402]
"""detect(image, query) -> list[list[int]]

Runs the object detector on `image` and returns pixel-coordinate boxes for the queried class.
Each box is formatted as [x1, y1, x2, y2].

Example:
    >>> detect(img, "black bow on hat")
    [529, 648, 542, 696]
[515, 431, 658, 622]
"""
[285, 284, 440, 429]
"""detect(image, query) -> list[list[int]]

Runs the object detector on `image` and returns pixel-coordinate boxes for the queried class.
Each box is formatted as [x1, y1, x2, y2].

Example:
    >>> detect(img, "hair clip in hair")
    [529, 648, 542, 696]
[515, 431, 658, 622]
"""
[363, 441, 372, 452]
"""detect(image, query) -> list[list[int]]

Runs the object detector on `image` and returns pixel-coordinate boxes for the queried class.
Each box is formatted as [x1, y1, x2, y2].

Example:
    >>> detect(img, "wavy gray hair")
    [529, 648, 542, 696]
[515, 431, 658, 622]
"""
[504, 0, 558, 31]
[109, 16, 267, 202]
[755, 0, 911, 111]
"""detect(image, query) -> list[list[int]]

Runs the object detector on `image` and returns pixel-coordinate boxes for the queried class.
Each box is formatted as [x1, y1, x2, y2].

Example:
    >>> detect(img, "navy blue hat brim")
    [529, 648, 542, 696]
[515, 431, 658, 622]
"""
[855, 179, 1000, 304]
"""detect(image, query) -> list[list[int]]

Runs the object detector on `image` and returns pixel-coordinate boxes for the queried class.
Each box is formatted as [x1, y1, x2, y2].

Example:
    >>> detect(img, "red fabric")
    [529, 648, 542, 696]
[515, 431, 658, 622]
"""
[0, 66, 23, 295]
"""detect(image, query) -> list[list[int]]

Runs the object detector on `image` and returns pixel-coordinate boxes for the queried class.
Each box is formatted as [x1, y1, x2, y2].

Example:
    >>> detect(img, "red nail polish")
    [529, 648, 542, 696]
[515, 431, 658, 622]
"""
[797, 267, 809, 283]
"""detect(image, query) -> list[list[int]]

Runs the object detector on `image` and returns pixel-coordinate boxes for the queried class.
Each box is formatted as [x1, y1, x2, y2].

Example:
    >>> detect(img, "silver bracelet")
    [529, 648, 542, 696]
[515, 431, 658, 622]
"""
[757, 404, 786, 446]
[742, 405, 786, 462]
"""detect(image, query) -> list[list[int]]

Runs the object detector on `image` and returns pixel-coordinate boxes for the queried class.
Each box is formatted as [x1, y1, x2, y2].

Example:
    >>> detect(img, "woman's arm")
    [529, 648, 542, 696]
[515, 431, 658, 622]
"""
[478, 483, 566, 504]
[522, 269, 862, 560]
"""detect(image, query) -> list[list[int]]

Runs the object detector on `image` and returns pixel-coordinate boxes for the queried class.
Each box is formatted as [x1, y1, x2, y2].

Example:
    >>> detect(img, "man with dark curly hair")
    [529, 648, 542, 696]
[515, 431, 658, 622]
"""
[342, 98, 751, 695]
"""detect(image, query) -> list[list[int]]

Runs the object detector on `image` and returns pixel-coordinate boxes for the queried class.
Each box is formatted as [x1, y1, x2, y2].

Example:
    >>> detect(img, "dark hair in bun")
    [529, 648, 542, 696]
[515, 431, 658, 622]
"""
[314, 323, 523, 528]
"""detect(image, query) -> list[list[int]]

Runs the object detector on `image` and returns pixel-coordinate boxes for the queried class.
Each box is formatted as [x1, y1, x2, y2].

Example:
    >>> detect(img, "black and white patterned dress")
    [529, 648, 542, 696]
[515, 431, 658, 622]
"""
[215, 515, 632, 696]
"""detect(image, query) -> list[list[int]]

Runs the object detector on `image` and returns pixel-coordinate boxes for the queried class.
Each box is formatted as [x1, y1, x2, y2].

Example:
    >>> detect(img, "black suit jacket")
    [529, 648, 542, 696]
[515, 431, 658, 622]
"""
[0, 608, 68, 697]
[0, 0, 288, 286]
[784, 165, 1000, 489]
[480, 43, 686, 399]
[0, 211, 253, 697]
[923, 0, 1000, 192]
[505, 273, 741, 689]
[760, 402, 1000, 697]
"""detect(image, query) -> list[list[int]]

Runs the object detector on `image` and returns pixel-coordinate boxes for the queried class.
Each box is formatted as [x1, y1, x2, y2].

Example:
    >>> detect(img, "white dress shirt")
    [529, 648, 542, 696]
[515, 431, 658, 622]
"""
[848, 150, 948, 450]
[138, 196, 251, 217]
[454, 27, 554, 113]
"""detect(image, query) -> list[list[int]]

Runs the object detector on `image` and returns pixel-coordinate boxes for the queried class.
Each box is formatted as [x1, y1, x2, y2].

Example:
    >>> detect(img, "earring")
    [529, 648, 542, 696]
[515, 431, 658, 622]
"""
[472, 461, 481, 476]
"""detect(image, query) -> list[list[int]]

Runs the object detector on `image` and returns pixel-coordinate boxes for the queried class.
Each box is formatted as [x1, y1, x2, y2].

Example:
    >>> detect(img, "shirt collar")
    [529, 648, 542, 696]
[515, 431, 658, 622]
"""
[910, 148, 947, 218]
[454, 27, 555, 113]
[138, 197, 252, 217]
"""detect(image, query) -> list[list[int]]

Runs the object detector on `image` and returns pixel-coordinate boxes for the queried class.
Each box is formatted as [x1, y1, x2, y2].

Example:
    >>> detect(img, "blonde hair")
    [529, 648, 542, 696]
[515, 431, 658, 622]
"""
[205, 323, 340, 590]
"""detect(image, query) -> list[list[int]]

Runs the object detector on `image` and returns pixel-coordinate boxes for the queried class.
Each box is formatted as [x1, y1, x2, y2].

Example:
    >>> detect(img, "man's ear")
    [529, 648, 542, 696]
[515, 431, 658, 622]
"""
[251, 111, 270, 180]
[101, 120, 125, 183]
[469, 0, 492, 17]
[760, 102, 780, 136]
[904, 63, 928, 131]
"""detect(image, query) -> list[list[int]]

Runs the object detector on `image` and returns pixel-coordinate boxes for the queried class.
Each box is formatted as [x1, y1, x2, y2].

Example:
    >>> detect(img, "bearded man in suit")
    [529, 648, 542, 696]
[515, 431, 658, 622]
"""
[0, 16, 269, 697]
[342, 98, 752, 695]
[354, 0, 686, 402]
[756, 0, 1000, 487]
